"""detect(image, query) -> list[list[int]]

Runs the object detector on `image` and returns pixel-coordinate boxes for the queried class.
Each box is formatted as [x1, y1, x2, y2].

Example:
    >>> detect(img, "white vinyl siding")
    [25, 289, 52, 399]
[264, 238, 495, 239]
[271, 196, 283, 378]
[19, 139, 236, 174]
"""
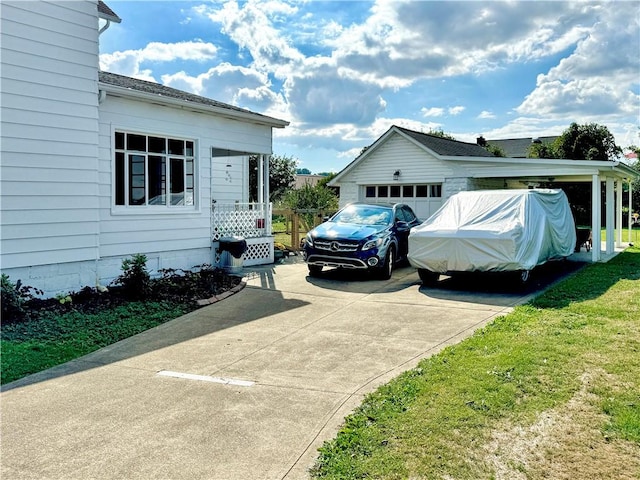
[339, 134, 454, 219]
[0, 1, 100, 270]
[98, 95, 273, 259]
[346, 134, 466, 184]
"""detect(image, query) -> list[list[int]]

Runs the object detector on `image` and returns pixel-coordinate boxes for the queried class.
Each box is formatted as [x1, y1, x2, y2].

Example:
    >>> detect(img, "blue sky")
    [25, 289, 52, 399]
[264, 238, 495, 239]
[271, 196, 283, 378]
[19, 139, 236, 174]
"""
[100, 0, 640, 173]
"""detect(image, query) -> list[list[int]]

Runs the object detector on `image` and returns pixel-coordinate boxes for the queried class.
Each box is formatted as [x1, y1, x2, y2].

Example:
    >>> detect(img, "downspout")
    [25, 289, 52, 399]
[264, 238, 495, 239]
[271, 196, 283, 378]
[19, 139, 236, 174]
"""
[99, 19, 111, 35]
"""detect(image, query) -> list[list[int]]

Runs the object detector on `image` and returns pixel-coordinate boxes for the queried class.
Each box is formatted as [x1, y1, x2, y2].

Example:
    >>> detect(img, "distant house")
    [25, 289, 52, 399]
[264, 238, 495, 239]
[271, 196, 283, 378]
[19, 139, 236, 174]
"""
[294, 174, 325, 189]
[0, 1, 288, 296]
[329, 125, 638, 263]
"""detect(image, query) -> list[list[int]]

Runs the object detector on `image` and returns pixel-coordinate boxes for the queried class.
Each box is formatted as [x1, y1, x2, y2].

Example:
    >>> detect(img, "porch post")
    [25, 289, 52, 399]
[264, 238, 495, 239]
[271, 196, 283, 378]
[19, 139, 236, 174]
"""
[605, 176, 614, 254]
[263, 154, 271, 235]
[616, 179, 622, 247]
[592, 174, 601, 262]
[263, 154, 270, 204]
[257, 155, 265, 205]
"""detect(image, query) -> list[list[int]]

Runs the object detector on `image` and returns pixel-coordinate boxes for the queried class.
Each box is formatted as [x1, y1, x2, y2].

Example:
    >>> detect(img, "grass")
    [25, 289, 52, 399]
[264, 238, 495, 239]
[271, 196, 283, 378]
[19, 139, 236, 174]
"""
[1, 301, 193, 385]
[597, 225, 640, 244]
[311, 246, 640, 479]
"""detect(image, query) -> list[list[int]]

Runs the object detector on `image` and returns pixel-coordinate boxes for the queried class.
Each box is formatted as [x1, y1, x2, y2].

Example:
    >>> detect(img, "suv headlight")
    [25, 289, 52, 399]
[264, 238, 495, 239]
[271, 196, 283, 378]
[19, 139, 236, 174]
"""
[305, 232, 314, 247]
[362, 237, 383, 251]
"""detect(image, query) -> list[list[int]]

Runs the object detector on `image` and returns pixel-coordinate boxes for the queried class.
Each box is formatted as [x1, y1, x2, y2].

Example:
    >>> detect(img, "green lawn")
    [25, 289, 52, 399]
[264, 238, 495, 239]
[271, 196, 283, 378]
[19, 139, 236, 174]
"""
[598, 225, 640, 243]
[311, 246, 640, 479]
[1, 301, 193, 385]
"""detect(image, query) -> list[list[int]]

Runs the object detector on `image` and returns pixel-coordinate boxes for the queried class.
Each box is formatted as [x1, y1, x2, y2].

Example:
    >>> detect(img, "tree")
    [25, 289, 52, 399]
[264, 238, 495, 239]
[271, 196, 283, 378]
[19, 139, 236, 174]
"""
[427, 128, 457, 141]
[526, 123, 624, 225]
[553, 122, 622, 161]
[282, 182, 339, 231]
[485, 143, 506, 157]
[528, 141, 558, 159]
[249, 154, 297, 203]
[627, 145, 640, 212]
[296, 167, 311, 175]
[528, 123, 623, 161]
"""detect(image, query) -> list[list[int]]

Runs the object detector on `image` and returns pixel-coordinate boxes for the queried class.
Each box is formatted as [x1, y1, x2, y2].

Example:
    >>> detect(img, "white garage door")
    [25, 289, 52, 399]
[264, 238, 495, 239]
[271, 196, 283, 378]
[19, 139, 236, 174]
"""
[363, 184, 443, 221]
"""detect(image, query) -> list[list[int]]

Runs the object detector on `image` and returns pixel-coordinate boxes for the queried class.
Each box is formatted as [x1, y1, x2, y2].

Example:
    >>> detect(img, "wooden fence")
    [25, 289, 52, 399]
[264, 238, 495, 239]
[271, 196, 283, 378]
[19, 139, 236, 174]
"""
[272, 208, 328, 251]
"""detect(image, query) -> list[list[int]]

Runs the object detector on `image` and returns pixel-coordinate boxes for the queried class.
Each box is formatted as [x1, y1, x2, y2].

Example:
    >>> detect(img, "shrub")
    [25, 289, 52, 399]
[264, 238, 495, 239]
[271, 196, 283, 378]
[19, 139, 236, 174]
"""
[112, 254, 151, 300]
[1, 274, 43, 322]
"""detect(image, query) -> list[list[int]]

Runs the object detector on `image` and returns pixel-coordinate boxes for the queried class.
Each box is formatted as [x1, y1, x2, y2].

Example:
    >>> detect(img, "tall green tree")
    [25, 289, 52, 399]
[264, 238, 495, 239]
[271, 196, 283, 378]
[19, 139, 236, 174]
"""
[528, 123, 622, 161]
[554, 122, 622, 160]
[526, 123, 624, 225]
[249, 154, 297, 203]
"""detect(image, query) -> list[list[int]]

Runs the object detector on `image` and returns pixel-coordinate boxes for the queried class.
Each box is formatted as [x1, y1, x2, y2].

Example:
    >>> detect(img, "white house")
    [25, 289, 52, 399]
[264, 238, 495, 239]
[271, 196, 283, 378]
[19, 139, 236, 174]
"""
[0, 1, 288, 297]
[330, 125, 639, 263]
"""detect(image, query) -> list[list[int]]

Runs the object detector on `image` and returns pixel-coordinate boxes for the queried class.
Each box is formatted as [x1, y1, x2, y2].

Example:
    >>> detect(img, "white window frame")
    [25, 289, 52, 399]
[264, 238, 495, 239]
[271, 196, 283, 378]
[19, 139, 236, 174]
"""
[112, 129, 198, 213]
[363, 183, 442, 200]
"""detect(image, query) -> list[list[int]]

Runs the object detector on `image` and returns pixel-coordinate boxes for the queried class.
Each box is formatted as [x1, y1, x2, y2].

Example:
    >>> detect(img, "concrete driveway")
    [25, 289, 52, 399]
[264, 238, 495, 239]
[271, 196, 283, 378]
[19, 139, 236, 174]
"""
[1, 258, 559, 479]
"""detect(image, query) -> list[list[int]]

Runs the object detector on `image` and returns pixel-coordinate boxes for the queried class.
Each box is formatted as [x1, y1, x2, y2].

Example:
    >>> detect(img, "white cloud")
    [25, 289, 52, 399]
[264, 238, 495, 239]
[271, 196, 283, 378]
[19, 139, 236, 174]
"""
[516, 4, 640, 121]
[422, 107, 445, 117]
[200, 0, 304, 77]
[161, 63, 288, 118]
[478, 111, 496, 119]
[100, 41, 218, 79]
[101, 1, 639, 173]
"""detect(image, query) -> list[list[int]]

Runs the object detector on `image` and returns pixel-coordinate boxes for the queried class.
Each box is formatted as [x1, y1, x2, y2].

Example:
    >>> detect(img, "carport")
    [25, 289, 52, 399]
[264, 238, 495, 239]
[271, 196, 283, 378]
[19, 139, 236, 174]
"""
[445, 156, 639, 262]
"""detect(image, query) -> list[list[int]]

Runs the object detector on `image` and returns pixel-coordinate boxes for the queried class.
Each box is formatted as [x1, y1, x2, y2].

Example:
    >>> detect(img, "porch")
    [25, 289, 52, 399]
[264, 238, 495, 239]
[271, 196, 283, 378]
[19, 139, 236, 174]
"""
[212, 202, 274, 266]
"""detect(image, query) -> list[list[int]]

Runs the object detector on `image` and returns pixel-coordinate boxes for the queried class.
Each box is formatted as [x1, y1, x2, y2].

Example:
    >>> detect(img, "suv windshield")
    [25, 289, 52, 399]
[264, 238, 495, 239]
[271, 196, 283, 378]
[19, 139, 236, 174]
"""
[332, 205, 392, 226]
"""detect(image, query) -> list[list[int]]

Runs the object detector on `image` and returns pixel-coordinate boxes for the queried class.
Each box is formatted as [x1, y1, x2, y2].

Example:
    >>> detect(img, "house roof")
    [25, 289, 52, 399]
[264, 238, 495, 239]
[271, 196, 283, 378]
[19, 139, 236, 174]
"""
[329, 125, 639, 187]
[486, 136, 558, 158]
[98, 1, 121, 23]
[330, 125, 496, 184]
[98, 71, 289, 128]
[395, 126, 495, 157]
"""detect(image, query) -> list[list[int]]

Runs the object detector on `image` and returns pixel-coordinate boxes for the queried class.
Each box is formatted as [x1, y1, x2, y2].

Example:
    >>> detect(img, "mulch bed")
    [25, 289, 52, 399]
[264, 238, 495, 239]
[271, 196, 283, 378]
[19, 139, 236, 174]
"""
[4, 267, 243, 324]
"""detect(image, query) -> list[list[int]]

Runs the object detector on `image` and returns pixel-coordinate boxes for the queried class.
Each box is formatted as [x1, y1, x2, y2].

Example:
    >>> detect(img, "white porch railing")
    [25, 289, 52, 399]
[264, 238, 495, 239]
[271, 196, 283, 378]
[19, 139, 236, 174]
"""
[211, 202, 272, 240]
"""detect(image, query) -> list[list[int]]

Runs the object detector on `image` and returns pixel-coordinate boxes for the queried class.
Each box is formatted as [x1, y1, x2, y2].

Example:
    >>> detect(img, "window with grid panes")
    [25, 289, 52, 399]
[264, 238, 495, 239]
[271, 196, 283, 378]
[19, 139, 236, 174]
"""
[114, 131, 195, 208]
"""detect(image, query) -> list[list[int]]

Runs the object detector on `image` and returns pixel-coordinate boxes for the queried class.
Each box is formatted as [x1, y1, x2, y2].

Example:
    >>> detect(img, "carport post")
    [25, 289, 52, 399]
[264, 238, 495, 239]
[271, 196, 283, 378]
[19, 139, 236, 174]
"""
[606, 177, 615, 254]
[616, 179, 623, 247]
[592, 174, 601, 262]
[630, 182, 634, 244]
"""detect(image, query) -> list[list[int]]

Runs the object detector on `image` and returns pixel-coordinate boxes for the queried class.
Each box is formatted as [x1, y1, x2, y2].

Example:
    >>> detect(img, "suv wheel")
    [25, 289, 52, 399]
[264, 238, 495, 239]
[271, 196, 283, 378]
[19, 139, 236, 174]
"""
[378, 247, 395, 280]
[308, 265, 323, 276]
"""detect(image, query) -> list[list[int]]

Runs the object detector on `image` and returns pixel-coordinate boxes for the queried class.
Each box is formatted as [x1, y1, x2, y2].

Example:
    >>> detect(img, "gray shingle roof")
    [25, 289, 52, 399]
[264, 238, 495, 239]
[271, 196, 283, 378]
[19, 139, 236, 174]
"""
[487, 136, 558, 158]
[395, 126, 495, 157]
[98, 71, 287, 125]
[98, 1, 121, 23]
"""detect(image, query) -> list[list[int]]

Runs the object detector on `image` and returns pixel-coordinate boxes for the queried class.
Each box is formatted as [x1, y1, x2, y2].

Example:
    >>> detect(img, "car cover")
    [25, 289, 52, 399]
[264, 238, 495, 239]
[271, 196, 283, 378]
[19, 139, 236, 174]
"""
[408, 189, 577, 273]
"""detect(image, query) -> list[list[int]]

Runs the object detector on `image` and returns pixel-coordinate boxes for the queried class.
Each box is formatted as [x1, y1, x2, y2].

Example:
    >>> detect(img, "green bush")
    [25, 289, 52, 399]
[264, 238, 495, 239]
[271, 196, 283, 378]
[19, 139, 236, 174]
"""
[1, 274, 43, 322]
[112, 254, 151, 300]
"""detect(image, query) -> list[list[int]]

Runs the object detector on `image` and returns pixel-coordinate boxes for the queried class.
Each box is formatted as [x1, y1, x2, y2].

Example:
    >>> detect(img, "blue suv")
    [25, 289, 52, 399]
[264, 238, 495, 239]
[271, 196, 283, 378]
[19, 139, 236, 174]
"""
[302, 203, 420, 279]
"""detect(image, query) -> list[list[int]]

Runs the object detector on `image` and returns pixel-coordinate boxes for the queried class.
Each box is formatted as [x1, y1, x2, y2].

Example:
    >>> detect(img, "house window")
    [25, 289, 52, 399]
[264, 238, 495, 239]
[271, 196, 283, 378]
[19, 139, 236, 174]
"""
[430, 184, 442, 197]
[377, 186, 388, 197]
[390, 185, 401, 197]
[365, 186, 376, 198]
[114, 131, 195, 208]
[402, 185, 414, 197]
